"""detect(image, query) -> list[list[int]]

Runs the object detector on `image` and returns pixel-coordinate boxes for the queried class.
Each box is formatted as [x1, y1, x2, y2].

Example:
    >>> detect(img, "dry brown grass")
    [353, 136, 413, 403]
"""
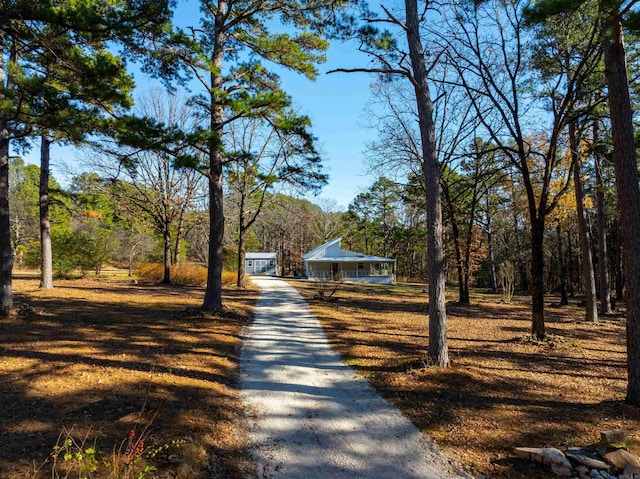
[1, 275, 258, 478]
[134, 263, 239, 287]
[288, 279, 640, 479]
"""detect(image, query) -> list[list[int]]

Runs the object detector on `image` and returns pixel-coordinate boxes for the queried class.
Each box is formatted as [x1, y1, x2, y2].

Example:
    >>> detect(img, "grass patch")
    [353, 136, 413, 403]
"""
[1, 276, 258, 478]
[289, 279, 640, 479]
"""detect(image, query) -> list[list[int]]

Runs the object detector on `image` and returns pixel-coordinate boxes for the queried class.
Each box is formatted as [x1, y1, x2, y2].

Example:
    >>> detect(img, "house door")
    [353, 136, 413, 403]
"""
[332, 263, 339, 280]
[251, 260, 266, 273]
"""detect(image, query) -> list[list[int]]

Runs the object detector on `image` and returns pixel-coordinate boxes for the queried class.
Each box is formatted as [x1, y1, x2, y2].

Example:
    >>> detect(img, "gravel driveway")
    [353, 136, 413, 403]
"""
[240, 276, 468, 479]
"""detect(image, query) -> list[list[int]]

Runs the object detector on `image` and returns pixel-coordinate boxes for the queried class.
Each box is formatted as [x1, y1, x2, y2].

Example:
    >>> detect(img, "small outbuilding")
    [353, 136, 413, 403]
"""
[302, 238, 395, 284]
[245, 252, 277, 276]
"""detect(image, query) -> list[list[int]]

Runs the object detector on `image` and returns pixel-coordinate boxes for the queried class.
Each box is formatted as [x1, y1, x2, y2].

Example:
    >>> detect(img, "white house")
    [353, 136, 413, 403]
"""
[245, 252, 277, 275]
[302, 238, 395, 284]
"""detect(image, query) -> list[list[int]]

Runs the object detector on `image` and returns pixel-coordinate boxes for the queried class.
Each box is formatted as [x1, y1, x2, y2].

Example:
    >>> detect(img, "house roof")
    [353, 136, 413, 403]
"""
[302, 238, 341, 260]
[245, 252, 277, 259]
[302, 238, 395, 263]
[307, 256, 395, 263]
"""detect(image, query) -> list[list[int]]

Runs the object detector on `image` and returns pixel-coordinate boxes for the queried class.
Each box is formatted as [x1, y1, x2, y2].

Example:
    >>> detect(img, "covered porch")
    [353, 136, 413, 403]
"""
[304, 259, 395, 285]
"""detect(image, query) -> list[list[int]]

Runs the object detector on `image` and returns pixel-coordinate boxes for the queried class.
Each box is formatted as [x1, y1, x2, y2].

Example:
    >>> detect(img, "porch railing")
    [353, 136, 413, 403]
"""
[307, 270, 393, 280]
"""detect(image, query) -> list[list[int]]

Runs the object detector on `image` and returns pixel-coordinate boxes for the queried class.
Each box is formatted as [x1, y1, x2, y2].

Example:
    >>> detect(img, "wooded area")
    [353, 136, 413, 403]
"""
[2, 0, 640, 449]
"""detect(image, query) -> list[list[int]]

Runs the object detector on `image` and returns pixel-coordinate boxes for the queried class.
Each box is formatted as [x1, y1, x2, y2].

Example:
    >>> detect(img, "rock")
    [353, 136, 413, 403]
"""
[566, 448, 611, 470]
[601, 430, 625, 445]
[623, 464, 640, 475]
[514, 447, 546, 464]
[589, 470, 615, 479]
[545, 448, 574, 468]
[600, 444, 629, 458]
[576, 466, 590, 474]
[551, 463, 573, 477]
[606, 450, 640, 470]
[514, 447, 572, 468]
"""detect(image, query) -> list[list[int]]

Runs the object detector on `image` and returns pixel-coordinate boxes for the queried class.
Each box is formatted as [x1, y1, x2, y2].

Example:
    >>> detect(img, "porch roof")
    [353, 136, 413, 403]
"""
[305, 256, 395, 263]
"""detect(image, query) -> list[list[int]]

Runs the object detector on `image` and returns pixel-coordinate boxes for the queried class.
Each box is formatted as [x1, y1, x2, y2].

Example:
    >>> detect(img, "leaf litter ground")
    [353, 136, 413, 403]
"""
[288, 280, 640, 479]
[1, 275, 258, 478]
[3, 275, 639, 479]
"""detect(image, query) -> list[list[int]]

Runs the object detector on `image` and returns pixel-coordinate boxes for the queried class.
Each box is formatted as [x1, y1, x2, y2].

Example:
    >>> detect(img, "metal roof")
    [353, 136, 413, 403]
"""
[302, 238, 341, 259]
[245, 252, 277, 259]
[306, 256, 395, 263]
[303, 238, 395, 263]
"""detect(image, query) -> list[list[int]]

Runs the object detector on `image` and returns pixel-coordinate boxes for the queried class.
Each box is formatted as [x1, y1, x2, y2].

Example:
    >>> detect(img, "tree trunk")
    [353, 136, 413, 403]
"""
[237, 213, 246, 288]
[202, 14, 226, 313]
[462, 184, 479, 303]
[443, 184, 467, 304]
[0, 118, 12, 315]
[163, 229, 171, 284]
[39, 135, 53, 289]
[567, 231, 575, 297]
[613, 223, 624, 302]
[557, 226, 568, 306]
[0, 42, 13, 315]
[173, 223, 184, 265]
[486, 207, 498, 293]
[237, 242, 245, 287]
[570, 122, 597, 323]
[531, 217, 546, 339]
[602, 6, 640, 405]
[128, 242, 137, 277]
[595, 147, 611, 314]
[405, 0, 448, 367]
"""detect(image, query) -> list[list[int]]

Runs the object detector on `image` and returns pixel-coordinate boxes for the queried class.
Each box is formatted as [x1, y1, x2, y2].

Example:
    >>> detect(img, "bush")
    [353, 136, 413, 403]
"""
[171, 263, 207, 286]
[221, 271, 238, 286]
[134, 263, 164, 282]
[134, 263, 238, 287]
[24, 230, 114, 279]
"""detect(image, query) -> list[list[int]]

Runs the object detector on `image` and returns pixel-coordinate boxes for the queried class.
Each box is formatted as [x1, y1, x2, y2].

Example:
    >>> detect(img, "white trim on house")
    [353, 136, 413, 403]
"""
[302, 238, 395, 284]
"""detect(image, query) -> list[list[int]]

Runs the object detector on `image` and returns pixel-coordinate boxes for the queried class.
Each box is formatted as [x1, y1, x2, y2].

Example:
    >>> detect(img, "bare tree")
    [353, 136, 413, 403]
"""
[225, 116, 326, 287]
[442, 0, 602, 338]
[331, 0, 450, 366]
[92, 90, 206, 283]
[312, 198, 344, 243]
[570, 121, 597, 322]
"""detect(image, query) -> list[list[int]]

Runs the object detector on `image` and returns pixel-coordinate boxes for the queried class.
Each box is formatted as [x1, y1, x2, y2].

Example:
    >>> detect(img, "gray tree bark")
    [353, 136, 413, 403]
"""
[202, 5, 226, 312]
[594, 138, 611, 314]
[570, 122, 597, 323]
[405, 0, 448, 367]
[601, 6, 640, 405]
[39, 135, 53, 289]
[0, 43, 13, 314]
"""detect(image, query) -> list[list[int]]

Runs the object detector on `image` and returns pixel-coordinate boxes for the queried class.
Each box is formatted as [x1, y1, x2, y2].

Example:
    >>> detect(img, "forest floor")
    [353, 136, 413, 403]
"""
[3, 275, 639, 479]
[1, 274, 258, 479]
[288, 279, 640, 479]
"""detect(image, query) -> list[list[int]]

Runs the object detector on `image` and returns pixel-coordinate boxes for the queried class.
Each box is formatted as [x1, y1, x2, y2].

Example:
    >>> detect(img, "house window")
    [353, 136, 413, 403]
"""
[357, 263, 364, 269]
[269, 259, 274, 267]
[247, 260, 253, 267]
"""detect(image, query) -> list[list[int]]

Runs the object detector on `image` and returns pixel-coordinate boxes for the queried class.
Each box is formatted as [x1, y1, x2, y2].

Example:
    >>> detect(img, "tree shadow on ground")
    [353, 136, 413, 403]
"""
[290, 280, 638, 479]
[1, 277, 259, 479]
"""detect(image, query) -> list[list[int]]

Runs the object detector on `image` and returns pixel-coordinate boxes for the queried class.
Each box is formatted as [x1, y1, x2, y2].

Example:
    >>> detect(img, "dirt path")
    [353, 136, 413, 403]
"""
[240, 276, 468, 479]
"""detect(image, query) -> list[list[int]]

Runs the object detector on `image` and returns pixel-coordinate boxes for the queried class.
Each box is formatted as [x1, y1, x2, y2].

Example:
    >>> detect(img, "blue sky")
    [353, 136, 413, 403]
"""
[275, 44, 379, 210]
[22, 3, 383, 211]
